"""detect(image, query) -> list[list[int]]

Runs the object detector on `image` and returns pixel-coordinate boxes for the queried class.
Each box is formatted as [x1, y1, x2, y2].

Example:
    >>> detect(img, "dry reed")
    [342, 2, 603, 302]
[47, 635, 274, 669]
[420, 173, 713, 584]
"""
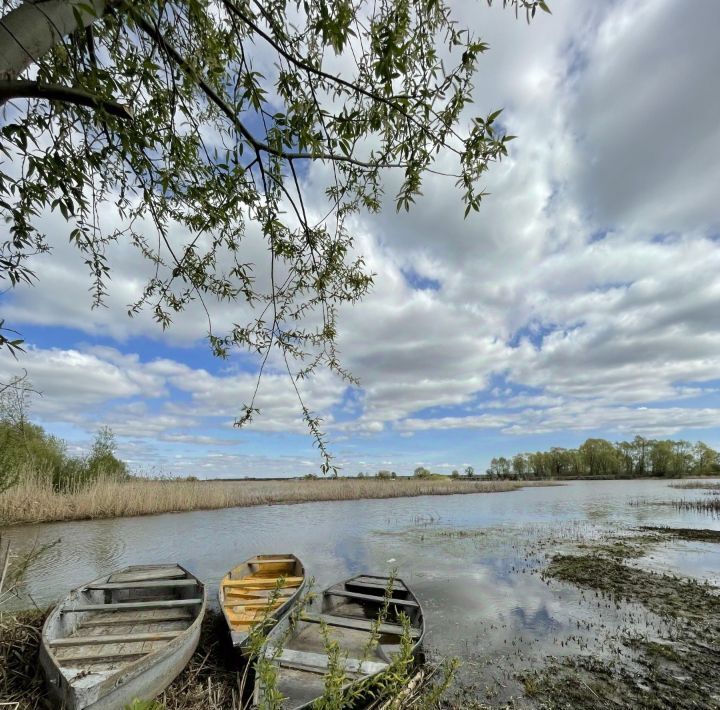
[0, 608, 46, 708]
[0, 476, 545, 526]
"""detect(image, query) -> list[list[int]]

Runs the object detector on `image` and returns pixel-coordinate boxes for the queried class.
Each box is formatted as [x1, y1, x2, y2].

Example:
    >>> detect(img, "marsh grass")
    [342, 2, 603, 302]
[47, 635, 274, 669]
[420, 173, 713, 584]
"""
[668, 481, 720, 490]
[668, 498, 720, 516]
[0, 475, 539, 526]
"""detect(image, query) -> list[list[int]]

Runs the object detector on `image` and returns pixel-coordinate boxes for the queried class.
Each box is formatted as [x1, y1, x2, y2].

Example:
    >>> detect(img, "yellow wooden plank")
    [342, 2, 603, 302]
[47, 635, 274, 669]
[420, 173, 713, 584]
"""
[224, 600, 284, 610]
[223, 577, 303, 589]
[225, 591, 292, 600]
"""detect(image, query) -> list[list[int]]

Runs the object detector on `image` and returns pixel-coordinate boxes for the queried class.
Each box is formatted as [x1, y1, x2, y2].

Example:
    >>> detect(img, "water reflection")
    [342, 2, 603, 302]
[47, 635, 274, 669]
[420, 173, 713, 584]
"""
[2, 479, 720, 701]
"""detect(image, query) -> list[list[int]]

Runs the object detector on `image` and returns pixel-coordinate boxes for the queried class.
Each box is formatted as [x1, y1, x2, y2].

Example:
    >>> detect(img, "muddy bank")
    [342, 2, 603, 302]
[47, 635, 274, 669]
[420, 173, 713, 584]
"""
[526, 527, 720, 709]
[638, 525, 720, 542]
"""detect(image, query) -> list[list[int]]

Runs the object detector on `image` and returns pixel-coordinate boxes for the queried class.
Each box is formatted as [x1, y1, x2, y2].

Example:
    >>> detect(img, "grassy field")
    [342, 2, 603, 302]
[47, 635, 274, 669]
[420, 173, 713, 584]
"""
[0, 476, 549, 526]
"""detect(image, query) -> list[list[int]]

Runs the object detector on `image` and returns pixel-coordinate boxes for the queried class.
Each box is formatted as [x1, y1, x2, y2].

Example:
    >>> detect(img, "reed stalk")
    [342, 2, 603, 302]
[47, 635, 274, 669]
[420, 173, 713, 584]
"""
[0, 475, 547, 526]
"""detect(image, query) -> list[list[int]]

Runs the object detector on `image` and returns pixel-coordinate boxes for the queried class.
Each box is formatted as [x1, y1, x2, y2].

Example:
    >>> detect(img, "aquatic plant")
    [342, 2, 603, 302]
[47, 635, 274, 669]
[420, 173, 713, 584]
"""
[669, 498, 720, 516]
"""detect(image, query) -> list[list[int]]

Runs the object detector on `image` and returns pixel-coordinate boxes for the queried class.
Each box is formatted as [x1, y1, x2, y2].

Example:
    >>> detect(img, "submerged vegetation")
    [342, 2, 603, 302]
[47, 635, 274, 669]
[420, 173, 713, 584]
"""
[528, 528, 720, 709]
[487, 436, 720, 479]
[667, 497, 720, 516]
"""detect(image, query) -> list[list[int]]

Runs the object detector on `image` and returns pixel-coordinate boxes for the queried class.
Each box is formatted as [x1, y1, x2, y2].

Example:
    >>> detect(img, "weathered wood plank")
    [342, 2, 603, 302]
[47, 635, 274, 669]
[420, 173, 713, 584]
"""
[108, 568, 185, 583]
[56, 649, 147, 665]
[78, 610, 192, 627]
[271, 648, 388, 675]
[49, 631, 180, 647]
[63, 598, 202, 613]
[347, 576, 406, 592]
[86, 579, 197, 591]
[326, 589, 419, 607]
[300, 613, 420, 638]
[249, 558, 296, 565]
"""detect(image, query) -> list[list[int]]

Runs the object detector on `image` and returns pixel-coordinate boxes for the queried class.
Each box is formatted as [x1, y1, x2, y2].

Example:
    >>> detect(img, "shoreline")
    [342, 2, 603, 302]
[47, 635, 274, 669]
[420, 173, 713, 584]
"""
[4, 524, 718, 708]
[0, 477, 558, 528]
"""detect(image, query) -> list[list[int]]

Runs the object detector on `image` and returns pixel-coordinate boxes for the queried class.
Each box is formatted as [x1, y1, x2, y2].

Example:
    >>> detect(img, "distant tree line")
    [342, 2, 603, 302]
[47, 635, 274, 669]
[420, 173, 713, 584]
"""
[0, 376, 128, 493]
[487, 437, 720, 480]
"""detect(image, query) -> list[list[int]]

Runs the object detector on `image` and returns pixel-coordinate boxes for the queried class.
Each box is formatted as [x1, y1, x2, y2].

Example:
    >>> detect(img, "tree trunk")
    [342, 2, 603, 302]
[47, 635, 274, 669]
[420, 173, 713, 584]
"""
[0, 0, 109, 81]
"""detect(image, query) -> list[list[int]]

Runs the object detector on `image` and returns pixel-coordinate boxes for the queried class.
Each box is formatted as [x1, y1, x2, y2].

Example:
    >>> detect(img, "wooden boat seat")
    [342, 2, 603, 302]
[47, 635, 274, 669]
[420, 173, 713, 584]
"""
[249, 558, 296, 565]
[224, 577, 302, 588]
[63, 598, 203, 613]
[224, 599, 286, 609]
[300, 613, 420, 638]
[271, 648, 389, 676]
[346, 577, 406, 592]
[326, 589, 419, 607]
[49, 631, 181, 647]
[78, 610, 192, 627]
[86, 579, 198, 591]
[108, 567, 186, 583]
[56, 649, 148, 666]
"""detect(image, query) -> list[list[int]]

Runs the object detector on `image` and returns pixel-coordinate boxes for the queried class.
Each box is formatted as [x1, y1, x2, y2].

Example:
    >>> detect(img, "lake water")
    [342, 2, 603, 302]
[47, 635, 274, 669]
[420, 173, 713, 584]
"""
[3, 479, 719, 703]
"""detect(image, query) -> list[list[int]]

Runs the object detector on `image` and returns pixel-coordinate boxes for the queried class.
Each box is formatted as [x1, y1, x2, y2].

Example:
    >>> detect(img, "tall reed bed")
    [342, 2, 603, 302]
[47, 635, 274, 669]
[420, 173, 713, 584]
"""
[0, 475, 539, 526]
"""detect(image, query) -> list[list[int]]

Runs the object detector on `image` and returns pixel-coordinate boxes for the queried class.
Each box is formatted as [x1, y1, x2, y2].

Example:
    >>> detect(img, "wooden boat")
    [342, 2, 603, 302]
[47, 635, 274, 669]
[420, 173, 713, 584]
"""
[254, 574, 425, 709]
[39, 563, 206, 710]
[220, 553, 306, 651]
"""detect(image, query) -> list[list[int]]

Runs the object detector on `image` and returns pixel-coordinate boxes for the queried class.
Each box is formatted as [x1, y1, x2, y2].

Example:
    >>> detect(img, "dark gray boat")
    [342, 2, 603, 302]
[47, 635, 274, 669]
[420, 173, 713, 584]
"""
[39, 563, 206, 709]
[254, 574, 425, 709]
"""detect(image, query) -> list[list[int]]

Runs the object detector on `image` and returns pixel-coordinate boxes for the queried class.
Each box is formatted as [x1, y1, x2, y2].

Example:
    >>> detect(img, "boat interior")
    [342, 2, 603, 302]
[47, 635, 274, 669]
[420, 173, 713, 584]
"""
[43, 564, 204, 689]
[221, 554, 304, 639]
[264, 574, 423, 708]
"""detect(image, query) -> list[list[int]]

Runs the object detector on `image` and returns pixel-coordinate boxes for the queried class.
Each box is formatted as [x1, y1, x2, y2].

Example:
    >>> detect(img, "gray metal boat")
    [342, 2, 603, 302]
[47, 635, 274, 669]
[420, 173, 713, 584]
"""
[254, 574, 425, 709]
[39, 563, 206, 709]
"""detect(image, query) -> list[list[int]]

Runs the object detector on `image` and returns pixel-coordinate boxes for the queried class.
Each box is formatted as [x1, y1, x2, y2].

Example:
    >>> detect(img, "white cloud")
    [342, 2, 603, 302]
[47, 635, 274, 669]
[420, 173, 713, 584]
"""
[3, 0, 720, 473]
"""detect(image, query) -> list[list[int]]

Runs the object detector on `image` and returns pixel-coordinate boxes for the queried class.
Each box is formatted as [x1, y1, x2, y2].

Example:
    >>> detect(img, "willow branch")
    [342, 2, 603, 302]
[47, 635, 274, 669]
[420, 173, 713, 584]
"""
[0, 79, 132, 118]
[127, 6, 402, 169]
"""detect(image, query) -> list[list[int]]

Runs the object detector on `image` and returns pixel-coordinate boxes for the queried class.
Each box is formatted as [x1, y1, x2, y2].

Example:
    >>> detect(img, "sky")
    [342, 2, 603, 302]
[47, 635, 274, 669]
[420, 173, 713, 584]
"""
[2, 0, 720, 478]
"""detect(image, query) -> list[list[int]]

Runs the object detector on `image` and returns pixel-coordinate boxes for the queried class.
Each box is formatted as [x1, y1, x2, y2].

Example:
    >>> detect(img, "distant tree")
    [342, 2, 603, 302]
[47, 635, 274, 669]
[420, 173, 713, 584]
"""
[464, 465, 475, 478]
[390, 471, 397, 479]
[693, 442, 720, 476]
[357, 472, 365, 479]
[86, 426, 128, 482]
[376, 470, 392, 480]
[450, 469, 460, 479]
[413, 466, 432, 479]
[511, 454, 527, 479]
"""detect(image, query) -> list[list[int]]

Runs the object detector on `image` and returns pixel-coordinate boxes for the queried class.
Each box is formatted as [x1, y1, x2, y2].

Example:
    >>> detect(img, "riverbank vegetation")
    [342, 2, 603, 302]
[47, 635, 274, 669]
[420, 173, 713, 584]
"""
[487, 436, 720, 480]
[0, 477, 541, 526]
[0, 378, 128, 494]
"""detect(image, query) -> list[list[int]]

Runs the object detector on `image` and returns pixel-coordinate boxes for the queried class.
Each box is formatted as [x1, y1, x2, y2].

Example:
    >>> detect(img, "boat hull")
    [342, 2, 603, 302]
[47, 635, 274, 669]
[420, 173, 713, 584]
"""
[40, 564, 206, 710]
